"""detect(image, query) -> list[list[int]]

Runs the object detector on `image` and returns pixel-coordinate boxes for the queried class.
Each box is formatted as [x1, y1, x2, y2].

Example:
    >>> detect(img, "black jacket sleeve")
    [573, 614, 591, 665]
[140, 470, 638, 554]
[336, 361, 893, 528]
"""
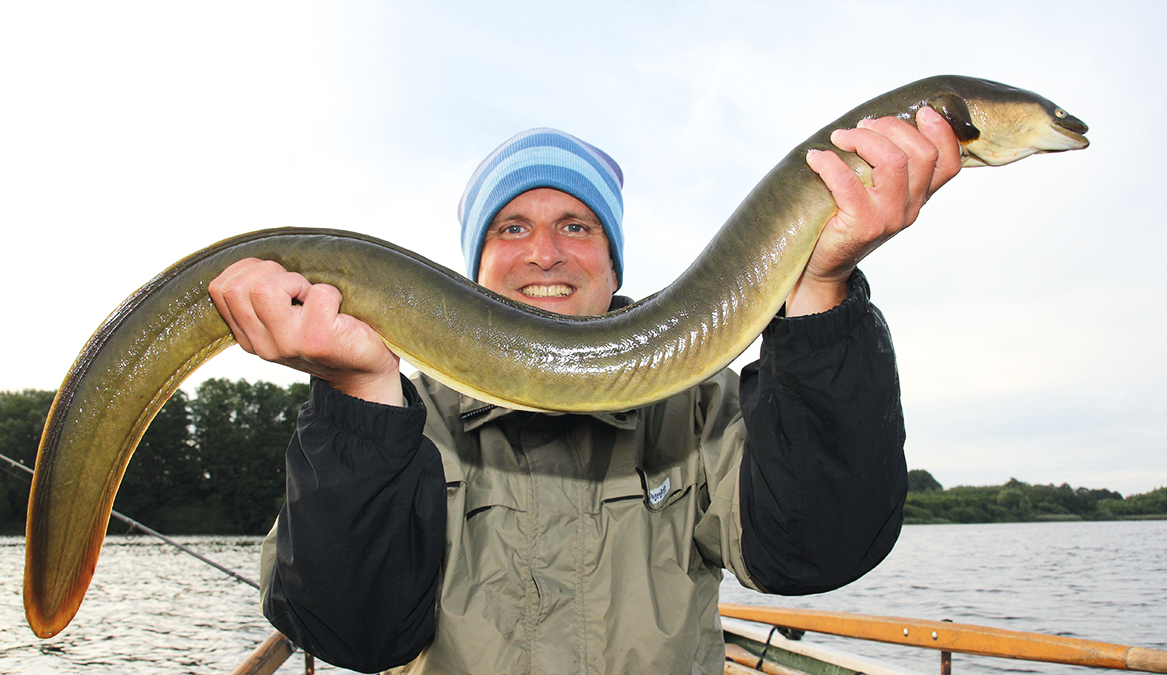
[738, 270, 908, 595]
[263, 376, 446, 673]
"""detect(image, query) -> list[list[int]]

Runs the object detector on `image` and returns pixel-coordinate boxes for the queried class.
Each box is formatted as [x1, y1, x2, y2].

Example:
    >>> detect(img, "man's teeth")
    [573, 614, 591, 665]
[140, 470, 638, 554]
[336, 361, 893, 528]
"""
[521, 284, 573, 298]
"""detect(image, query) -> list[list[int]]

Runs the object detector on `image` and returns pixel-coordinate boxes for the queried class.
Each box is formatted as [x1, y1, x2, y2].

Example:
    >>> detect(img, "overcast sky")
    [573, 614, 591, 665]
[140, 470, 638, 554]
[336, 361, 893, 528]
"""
[2, 1, 1163, 496]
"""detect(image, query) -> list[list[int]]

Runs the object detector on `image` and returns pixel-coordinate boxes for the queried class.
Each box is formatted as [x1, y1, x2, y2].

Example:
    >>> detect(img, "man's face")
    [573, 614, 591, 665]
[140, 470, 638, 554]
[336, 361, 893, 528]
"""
[478, 188, 618, 317]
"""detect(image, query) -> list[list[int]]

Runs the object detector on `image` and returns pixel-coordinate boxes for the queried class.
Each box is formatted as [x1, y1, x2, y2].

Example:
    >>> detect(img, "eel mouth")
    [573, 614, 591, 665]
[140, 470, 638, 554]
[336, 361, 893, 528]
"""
[1025, 112, 1090, 156]
[1053, 109, 1090, 149]
[1054, 124, 1089, 150]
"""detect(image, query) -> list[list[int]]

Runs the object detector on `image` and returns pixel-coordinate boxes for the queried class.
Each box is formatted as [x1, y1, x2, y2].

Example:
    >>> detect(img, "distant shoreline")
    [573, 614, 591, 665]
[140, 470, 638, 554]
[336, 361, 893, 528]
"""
[905, 513, 1167, 525]
[906, 470, 1167, 525]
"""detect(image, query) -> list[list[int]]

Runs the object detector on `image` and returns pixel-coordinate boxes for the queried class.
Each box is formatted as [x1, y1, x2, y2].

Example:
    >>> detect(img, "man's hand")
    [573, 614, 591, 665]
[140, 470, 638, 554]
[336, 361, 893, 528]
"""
[786, 106, 962, 316]
[209, 258, 404, 406]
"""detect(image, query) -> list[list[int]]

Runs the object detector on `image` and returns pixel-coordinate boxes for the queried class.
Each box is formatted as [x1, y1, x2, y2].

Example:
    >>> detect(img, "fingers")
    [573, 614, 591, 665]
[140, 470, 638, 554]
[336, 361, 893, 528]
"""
[287, 283, 345, 360]
[209, 258, 314, 359]
[858, 116, 934, 225]
[246, 271, 316, 360]
[208, 258, 266, 354]
[915, 105, 963, 193]
[827, 118, 932, 230]
[838, 108, 961, 215]
[808, 108, 963, 231]
[805, 146, 883, 232]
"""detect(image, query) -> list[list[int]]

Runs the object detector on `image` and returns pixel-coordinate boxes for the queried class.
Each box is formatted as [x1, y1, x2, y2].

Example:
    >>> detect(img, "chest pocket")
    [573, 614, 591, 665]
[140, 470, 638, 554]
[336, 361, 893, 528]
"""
[593, 449, 700, 513]
[442, 427, 529, 518]
[637, 461, 697, 512]
[596, 420, 704, 513]
[462, 468, 527, 517]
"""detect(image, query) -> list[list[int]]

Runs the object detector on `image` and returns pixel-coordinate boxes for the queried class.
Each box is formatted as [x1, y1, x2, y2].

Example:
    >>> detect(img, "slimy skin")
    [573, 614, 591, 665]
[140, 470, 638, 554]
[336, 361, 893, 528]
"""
[24, 75, 1088, 639]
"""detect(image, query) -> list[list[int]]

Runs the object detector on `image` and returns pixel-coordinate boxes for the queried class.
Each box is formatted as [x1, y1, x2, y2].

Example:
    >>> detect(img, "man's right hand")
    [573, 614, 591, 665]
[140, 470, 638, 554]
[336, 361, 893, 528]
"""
[208, 258, 404, 406]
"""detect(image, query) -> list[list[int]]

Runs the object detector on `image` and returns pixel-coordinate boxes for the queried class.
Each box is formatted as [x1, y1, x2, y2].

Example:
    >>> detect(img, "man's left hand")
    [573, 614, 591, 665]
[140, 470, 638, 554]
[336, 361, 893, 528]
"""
[785, 105, 962, 316]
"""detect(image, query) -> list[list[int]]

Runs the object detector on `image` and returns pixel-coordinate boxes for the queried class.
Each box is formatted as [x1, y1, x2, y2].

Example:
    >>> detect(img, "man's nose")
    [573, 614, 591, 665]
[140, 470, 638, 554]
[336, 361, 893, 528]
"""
[526, 227, 565, 270]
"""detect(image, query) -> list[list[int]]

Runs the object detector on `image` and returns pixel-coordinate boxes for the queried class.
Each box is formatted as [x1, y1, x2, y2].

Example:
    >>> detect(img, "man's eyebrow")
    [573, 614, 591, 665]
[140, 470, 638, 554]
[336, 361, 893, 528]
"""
[489, 211, 601, 228]
[490, 213, 531, 227]
[558, 211, 602, 224]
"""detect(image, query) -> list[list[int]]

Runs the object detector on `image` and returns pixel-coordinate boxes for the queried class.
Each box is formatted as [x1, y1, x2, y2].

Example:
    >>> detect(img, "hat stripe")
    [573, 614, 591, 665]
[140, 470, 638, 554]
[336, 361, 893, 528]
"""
[462, 146, 623, 252]
[459, 130, 622, 219]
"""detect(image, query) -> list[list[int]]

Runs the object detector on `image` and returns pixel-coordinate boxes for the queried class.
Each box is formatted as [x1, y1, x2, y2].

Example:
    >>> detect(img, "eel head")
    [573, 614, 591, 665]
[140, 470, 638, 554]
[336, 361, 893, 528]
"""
[927, 78, 1089, 167]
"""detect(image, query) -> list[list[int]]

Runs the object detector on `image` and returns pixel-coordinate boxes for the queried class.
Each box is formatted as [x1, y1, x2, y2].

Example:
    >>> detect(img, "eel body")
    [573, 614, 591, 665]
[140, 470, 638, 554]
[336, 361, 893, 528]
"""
[25, 75, 1089, 638]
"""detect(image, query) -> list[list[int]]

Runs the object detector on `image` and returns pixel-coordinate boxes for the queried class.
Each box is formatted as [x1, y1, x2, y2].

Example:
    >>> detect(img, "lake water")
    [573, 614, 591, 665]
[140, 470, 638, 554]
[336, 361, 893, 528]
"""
[721, 520, 1167, 675]
[1, 520, 1164, 674]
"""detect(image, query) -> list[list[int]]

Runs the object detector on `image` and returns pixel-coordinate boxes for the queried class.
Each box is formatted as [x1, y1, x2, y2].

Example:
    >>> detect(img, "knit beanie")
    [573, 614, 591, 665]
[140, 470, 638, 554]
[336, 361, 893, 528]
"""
[458, 128, 625, 288]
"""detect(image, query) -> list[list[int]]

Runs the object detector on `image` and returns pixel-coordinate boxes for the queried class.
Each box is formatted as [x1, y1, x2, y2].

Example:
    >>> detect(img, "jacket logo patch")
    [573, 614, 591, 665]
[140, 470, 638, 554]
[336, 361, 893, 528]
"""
[649, 477, 671, 505]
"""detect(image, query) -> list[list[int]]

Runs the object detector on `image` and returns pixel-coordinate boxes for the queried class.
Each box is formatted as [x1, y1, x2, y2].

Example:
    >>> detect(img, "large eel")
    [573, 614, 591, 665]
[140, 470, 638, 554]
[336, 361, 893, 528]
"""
[25, 75, 1088, 638]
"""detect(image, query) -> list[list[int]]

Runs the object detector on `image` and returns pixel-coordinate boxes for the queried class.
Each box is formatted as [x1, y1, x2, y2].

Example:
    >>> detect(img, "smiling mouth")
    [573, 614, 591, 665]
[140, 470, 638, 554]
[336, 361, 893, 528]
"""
[521, 284, 574, 298]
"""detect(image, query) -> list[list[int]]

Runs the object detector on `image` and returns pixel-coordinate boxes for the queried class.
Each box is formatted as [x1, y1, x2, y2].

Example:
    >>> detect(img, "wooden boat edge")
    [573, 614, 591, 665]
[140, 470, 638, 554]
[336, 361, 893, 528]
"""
[723, 616, 930, 675]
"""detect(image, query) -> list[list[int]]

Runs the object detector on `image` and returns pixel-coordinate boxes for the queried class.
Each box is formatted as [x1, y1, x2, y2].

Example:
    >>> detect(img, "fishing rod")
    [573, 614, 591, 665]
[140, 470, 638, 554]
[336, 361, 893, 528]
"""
[0, 451, 258, 589]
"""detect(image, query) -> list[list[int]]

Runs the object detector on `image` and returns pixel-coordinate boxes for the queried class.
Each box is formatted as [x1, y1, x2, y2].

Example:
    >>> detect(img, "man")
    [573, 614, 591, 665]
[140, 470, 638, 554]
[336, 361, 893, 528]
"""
[210, 110, 961, 674]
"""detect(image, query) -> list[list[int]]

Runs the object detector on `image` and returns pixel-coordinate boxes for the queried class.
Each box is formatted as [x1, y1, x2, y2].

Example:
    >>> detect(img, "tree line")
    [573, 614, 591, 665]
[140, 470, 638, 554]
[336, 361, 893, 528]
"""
[4, 385, 1166, 534]
[906, 470, 1167, 524]
[0, 380, 307, 535]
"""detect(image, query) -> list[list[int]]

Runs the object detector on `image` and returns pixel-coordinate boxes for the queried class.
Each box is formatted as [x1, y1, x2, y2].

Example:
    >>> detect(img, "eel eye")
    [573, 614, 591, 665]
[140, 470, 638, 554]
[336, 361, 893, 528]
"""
[1055, 109, 1067, 118]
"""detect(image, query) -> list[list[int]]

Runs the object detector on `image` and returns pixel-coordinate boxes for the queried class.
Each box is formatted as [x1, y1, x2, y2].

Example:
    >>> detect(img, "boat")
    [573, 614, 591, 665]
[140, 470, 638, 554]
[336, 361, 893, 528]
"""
[722, 615, 927, 675]
[230, 604, 1167, 674]
[719, 605, 1167, 675]
[228, 622, 920, 675]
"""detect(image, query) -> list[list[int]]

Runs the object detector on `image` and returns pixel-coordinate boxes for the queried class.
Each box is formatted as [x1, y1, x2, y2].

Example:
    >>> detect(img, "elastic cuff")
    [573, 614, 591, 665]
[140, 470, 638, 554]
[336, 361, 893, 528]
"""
[769, 269, 872, 352]
[307, 375, 426, 443]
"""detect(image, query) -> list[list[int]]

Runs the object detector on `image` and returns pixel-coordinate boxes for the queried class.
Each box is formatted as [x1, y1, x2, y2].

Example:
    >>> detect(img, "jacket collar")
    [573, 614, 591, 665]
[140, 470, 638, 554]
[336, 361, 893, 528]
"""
[457, 395, 640, 432]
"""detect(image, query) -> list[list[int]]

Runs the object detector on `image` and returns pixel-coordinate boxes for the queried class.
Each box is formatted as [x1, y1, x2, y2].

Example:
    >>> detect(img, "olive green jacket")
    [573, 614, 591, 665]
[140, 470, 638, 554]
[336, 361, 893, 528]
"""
[387, 367, 755, 675]
[259, 368, 754, 675]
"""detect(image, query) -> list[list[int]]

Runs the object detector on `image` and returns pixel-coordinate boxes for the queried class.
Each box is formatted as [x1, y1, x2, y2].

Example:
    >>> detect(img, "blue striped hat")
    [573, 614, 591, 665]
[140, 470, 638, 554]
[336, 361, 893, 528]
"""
[458, 128, 625, 288]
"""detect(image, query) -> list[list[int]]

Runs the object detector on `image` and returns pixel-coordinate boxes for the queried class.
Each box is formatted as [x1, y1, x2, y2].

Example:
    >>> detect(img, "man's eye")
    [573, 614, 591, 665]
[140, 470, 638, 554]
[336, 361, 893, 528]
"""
[504, 225, 524, 235]
[564, 223, 585, 233]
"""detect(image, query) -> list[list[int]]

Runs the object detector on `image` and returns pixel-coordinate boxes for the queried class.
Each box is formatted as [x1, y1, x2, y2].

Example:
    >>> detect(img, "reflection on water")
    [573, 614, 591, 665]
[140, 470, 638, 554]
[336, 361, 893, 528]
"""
[2, 521, 1165, 674]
